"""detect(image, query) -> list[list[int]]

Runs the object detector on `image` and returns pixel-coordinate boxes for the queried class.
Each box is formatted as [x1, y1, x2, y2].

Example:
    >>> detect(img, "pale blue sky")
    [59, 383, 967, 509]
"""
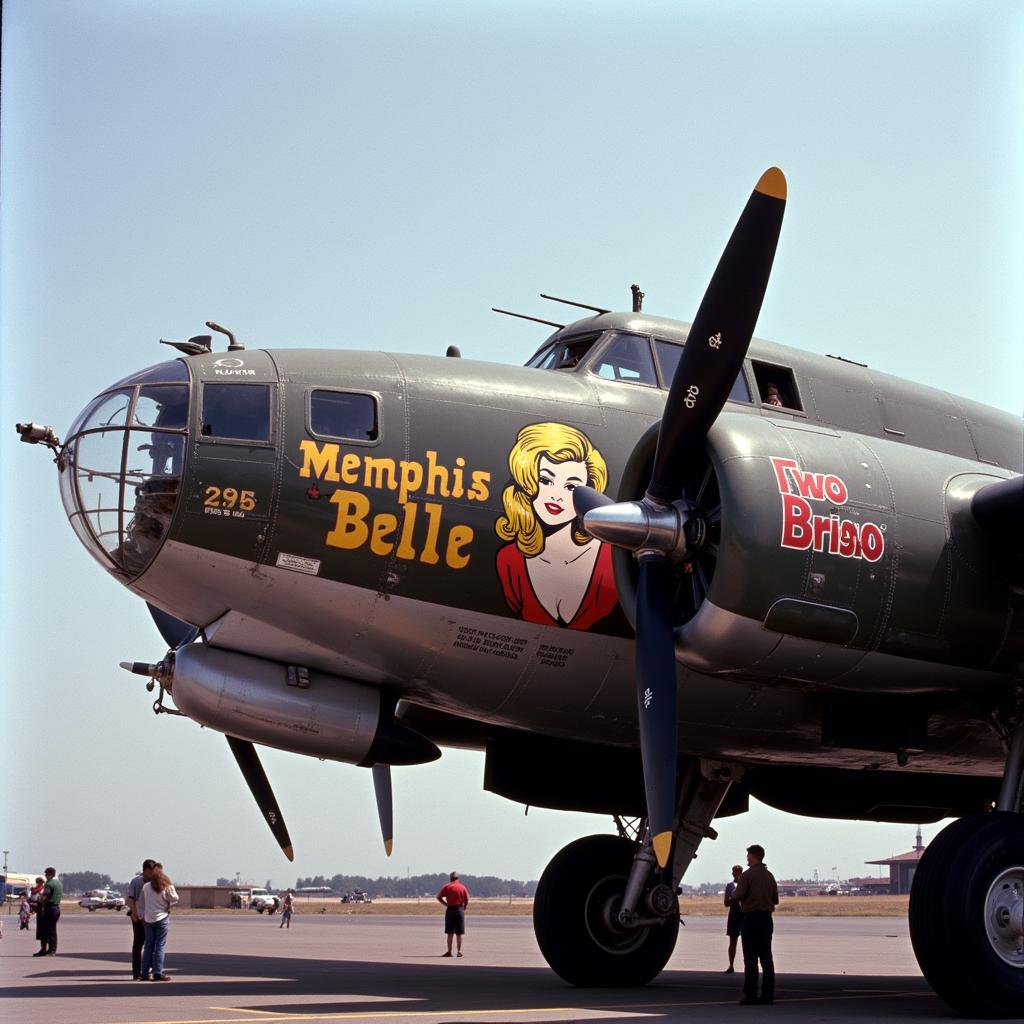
[2, 1, 1021, 888]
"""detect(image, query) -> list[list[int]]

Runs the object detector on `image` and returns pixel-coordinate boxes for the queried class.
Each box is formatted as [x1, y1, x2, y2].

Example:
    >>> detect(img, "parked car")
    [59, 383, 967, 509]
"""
[252, 892, 281, 914]
[79, 889, 126, 912]
[340, 889, 372, 904]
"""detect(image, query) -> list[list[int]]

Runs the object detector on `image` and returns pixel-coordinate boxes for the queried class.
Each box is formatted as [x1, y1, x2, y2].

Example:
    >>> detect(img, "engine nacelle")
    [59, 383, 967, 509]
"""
[616, 412, 1023, 691]
[169, 644, 439, 765]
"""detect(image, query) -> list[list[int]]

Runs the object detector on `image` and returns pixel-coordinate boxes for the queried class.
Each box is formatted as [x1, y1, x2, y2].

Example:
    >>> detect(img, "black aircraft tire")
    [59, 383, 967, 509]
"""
[533, 834, 679, 987]
[909, 812, 1024, 1018]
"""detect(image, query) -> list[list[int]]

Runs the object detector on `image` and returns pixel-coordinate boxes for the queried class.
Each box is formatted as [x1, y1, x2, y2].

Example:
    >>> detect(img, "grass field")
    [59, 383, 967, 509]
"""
[46, 894, 910, 918]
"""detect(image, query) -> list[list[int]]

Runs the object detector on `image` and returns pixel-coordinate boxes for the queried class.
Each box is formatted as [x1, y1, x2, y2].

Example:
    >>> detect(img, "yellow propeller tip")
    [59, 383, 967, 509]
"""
[283, 845, 295, 862]
[384, 840, 393, 856]
[653, 831, 673, 868]
[755, 167, 787, 200]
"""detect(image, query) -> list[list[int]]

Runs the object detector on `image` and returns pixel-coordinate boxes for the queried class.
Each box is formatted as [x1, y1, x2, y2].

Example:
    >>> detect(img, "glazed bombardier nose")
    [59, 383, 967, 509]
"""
[58, 359, 191, 578]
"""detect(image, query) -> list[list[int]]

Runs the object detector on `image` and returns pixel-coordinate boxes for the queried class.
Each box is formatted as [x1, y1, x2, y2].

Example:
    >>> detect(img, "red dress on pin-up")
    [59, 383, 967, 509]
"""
[495, 542, 619, 630]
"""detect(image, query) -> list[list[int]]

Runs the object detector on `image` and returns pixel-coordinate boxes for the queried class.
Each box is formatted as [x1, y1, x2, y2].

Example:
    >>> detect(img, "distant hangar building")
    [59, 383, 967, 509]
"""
[864, 827, 926, 894]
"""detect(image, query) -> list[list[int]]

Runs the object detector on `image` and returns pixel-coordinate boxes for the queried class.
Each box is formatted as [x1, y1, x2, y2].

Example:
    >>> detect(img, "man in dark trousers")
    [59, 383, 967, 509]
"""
[734, 844, 779, 1005]
[126, 859, 157, 979]
[34, 868, 63, 956]
[436, 871, 470, 957]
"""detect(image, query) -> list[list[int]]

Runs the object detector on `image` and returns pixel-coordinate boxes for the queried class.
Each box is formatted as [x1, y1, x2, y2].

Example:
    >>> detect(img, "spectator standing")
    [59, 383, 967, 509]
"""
[126, 859, 157, 979]
[436, 871, 470, 958]
[28, 877, 44, 946]
[138, 867, 179, 981]
[734, 844, 779, 1005]
[724, 863, 744, 973]
[33, 868, 62, 956]
[19, 894, 32, 931]
[280, 888, 294, 929]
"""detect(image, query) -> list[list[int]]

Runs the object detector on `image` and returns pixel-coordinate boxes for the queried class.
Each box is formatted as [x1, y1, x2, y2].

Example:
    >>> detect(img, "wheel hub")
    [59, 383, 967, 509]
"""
[646, 883, 679, 918]
[584, 876, 648, 955]
[984, 867, 1024, 967]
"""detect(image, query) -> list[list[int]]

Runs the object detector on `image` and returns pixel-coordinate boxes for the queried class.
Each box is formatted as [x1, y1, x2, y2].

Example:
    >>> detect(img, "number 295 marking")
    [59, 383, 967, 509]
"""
[204, 486, 256, 511]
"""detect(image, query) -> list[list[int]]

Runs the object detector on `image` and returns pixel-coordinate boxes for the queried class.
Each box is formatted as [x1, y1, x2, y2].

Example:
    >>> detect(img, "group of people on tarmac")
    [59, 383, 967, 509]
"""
[723, 844, 779, 1006]
[15, 856, 772, 1000]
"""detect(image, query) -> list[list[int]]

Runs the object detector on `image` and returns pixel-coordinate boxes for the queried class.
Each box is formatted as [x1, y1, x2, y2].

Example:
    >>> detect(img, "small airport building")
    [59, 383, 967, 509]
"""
[173, 885, 238, 909]
[864, 827, 927, 894]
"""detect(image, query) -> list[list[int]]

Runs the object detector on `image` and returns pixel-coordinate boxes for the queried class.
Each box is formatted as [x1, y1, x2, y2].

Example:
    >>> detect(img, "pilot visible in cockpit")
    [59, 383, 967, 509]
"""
[763, 383, 784, 407]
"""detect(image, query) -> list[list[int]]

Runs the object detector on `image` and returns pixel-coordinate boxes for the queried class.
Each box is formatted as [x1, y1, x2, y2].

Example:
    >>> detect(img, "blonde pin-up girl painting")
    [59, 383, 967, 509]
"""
[495, 422, 619, 630]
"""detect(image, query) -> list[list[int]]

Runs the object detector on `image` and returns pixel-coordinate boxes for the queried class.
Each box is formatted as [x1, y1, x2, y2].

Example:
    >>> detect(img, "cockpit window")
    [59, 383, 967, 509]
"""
[134, 385, 189, 430]
[310, 390, 378, 442]
[525, 333, 601, 371]
[201, 384, 271, 442]
[592, 333, 658, 385]
[655, 339, 751, 402]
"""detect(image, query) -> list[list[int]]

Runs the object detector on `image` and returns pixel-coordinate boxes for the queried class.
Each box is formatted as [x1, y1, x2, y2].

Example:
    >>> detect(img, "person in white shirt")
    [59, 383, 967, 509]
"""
[137, 867, 179, 981]
[126, 859, 157, 979]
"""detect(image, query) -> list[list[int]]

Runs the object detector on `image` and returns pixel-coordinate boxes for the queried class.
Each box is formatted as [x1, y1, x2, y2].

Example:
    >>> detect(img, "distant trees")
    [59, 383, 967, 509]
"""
[60, 871, 114, 894]
[53, 868, 539, 897]
[293, 872, 537, 898]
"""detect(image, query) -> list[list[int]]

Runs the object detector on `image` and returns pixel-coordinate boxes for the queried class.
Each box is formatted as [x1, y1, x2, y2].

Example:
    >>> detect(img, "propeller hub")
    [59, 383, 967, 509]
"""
[583, 497, 696, 562]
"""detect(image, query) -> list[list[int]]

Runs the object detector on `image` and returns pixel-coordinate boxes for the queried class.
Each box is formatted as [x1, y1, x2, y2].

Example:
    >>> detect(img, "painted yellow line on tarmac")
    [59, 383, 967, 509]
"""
[208, 1009, 295, 1017]
[103, 988, 925, 1024]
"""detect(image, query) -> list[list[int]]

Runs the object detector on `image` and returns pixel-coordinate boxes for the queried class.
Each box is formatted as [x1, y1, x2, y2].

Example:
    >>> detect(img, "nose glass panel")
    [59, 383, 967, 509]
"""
[66, 388, 132, 439]
[59, 361, 190, 579]
[73, 429, 128, 562]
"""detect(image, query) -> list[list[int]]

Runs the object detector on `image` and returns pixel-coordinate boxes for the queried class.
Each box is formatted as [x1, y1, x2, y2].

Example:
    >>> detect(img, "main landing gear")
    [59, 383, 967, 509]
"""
[909, 721, 1024, 1017]
[533, 834, 679, 986]
[533, 760, 736, 987]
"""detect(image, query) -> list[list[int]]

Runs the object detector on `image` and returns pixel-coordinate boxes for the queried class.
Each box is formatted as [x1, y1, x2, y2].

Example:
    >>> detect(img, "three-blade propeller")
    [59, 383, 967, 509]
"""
[573, 168, 787, 867]
[147, 603, 300, 860]
[145, 604, 395, 859]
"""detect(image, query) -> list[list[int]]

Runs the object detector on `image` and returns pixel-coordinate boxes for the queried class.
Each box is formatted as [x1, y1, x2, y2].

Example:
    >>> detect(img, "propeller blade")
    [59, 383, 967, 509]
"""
[572, 484, 615, 520]
[225, 735, 294, 861]
[648, 167, 787, 502]
[371, 764, 394, 856]
[634, 555, 679, 868]
[147, 603, 200, 649]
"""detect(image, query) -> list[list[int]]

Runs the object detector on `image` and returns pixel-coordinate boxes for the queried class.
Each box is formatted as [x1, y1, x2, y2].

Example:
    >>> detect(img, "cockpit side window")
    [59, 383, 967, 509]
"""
[525, 333, 601, 371]
[309, 390, 379, 442]
[591, 333, 658, 386]
[751, 360, 802, 411]
[201, 384, 272, 442]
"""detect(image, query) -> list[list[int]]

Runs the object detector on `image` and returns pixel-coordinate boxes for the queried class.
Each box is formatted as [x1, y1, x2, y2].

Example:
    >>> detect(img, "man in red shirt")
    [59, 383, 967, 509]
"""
[436, 872, 470, 957]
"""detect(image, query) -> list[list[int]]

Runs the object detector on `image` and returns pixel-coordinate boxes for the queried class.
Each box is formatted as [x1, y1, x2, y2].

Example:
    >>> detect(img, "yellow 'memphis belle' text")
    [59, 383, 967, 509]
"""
[298, 441, 491, 569]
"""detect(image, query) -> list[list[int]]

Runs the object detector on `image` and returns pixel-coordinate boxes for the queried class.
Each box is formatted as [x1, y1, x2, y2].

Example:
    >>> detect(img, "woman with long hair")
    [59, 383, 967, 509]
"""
[495, 422, 618, 630]
[138, 867, 179, 981]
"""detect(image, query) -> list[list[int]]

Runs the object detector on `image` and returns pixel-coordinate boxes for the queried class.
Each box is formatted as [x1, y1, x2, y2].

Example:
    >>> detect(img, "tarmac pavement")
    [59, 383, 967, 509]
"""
[0, 912, 1003, 1023]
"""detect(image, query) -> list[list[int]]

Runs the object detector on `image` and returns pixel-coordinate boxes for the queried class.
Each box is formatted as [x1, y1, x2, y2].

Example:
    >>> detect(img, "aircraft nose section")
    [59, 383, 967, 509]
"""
[59, 359, 191, 578]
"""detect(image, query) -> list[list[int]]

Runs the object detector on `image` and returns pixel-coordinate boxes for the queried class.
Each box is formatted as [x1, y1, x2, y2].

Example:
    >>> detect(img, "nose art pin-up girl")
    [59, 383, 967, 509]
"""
[495, 422, 618, 630]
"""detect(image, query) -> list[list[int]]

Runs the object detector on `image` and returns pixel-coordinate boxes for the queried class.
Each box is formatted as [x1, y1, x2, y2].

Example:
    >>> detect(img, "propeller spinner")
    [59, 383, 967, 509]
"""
[573, 167, 787, 867]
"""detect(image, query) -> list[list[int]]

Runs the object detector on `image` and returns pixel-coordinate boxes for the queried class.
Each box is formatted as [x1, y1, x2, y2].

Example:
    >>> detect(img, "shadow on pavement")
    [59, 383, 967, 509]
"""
[0, 949, 950, 1020]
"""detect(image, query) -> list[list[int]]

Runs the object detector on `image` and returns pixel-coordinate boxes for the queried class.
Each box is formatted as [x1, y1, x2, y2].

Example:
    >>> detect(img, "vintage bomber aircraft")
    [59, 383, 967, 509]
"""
[16, 169, 1024, 1017]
